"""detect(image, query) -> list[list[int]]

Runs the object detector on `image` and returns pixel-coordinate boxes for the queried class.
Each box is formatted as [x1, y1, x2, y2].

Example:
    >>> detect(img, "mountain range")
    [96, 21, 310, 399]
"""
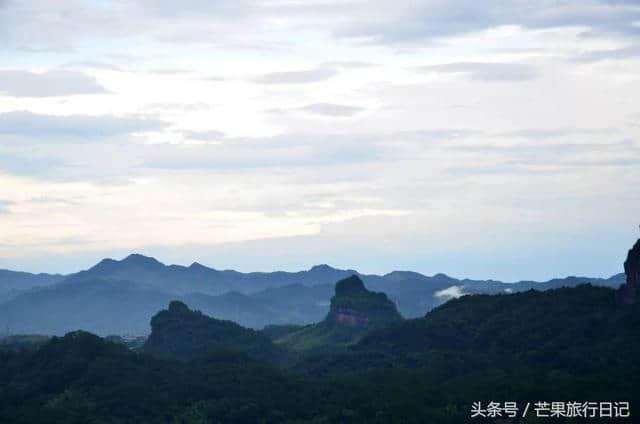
[1, 282, 637, 423]
[0, 253, 626, 335]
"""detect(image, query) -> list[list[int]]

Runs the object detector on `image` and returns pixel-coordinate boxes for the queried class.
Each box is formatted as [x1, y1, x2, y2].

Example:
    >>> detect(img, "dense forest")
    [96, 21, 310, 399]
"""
[0, 280, 637, 423]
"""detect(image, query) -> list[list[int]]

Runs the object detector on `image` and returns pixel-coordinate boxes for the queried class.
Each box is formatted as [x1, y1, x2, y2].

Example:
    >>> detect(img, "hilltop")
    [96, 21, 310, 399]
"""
[274, 275, 402, 351]
[142, 301, 286, 363]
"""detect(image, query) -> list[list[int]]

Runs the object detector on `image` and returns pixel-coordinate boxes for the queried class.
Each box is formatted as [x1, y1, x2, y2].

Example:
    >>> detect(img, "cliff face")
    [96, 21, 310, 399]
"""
[617, 239, 640, 305]
[274, 275, 403, 351]
[325, 275, 403, 329]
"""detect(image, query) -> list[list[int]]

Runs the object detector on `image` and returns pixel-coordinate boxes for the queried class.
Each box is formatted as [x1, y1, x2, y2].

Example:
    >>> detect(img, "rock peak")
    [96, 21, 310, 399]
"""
[168, 300, 190, 313]
[122, 253, 163, 266]
[334, 275, 367, 297]
[309, 264, 336, 272]
[327, 275, 402, 328]
[617, 238, 640, 305]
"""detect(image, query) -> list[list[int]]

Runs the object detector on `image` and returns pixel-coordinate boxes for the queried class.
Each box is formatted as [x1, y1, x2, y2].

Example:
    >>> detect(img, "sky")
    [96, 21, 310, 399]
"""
[0, 0, 639, 280]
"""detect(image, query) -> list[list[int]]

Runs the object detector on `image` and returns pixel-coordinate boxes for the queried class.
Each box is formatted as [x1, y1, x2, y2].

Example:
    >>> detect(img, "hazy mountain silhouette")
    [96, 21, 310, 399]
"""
[0, 253, 626, 336]
[0, 269, 64, 304]
[62, 254, 361, 296]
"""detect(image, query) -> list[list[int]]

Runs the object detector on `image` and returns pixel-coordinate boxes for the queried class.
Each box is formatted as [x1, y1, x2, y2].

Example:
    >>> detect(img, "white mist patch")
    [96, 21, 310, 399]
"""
[434, 285, 466, 300]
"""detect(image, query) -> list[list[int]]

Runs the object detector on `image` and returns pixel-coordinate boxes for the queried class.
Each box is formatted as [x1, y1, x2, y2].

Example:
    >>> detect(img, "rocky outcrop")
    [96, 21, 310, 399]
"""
[326, 275, 403, 328]
[274, 276, 403, 351]
[616, 239, 640, 305]
[142, 301, 284, 362]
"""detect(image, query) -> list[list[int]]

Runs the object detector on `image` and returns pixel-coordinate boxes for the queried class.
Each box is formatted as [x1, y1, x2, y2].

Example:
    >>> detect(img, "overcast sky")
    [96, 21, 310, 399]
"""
[0, 0, 639, 280]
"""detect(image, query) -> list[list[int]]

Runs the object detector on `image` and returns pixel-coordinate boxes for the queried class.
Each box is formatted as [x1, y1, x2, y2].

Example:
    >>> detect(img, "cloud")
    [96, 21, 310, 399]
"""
[0, 70, 108, 97]
[572, 45, 640, 63]
[336, 0, 640, 45]
[269, 103, 365, 118]
[0, 0, 638, 283]
[419, 62, 537, 82]
[134, 0, 249, 18]
[0, 153, 66, 178]
[181, 129, 227, 141]
[322, 61, 377, 69]
[297, 103, 365, 117]
[146, 68, 194, 75]
[253, 67, 338, 84]
[60, 61, 125, 72]
[143, 133, 394, 170]
[2, 0, 640, 52]
[0, 111, 167, 142]
[498, 128, 612, 139]
[434, 285, 466, 300]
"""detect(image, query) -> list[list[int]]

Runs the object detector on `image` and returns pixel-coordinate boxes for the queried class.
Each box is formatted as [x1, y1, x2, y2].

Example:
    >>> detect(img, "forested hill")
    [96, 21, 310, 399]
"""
[142, 300, 286, 363]
[360, 284, 633, 354]
[0, 283, 637, 423]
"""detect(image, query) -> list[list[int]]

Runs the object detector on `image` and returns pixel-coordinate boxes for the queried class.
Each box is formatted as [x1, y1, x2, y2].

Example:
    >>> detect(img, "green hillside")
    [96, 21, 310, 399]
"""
[0, 283, 637, 423]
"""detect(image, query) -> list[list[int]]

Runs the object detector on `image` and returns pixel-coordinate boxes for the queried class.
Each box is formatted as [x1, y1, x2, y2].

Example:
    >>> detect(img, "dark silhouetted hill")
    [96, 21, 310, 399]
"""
[617, 238, 640, 304]
[142, 301, 286, 363]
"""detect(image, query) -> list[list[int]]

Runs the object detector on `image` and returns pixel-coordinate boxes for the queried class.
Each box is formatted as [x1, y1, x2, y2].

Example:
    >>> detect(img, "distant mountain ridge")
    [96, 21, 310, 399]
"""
[62, 254, 362, 296]
[0, 269, 64, 289]
[1, 253, 625, 297]
[0, 253, 626, 336]
[0, 270, 65, 304]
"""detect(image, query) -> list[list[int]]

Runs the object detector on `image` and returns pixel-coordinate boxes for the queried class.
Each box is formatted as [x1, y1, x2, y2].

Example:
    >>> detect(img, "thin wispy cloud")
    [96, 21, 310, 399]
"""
[572, 45, 640, 63]
[434, 285, 466, 300]
[419, 62, 538, 82]
[298, 103, 365, 117]
[0, 70, 108, 97]
[335, 0, 640, 45]
[1, 0, 639, 51]
[181, 129, 227, 141]
[253, 68, 338, 84]
[269, 103, 365, 118]
[0, 111, 167, 142]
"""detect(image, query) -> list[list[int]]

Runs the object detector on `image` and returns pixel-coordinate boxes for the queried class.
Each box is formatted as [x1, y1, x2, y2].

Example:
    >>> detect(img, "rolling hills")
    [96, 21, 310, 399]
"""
[0, 282, 636, 423]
